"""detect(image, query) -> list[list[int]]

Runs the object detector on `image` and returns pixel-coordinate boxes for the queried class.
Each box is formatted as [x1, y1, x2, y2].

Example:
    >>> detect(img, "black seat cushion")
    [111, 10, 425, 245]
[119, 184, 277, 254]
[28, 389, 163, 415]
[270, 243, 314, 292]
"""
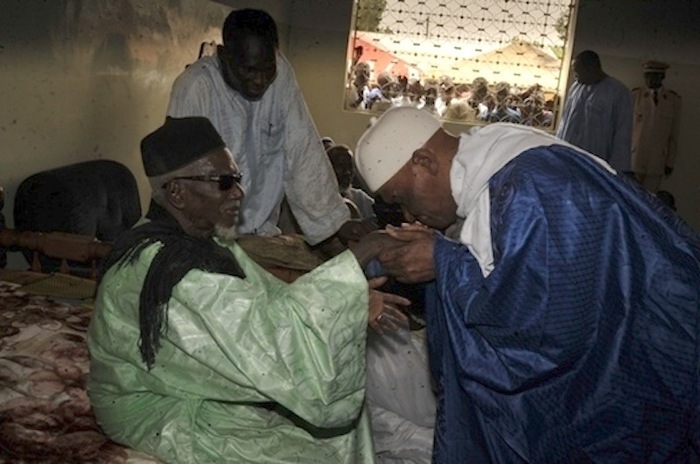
[13, 160, 141, 274]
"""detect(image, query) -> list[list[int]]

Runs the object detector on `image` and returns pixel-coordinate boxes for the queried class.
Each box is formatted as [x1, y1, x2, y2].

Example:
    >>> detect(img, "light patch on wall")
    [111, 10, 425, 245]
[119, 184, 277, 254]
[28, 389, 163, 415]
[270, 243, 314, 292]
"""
[46, 0, 230, 86]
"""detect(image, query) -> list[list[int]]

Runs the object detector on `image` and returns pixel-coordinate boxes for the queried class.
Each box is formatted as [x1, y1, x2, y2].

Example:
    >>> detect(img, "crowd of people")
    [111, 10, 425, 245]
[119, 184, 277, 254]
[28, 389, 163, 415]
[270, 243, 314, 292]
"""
[86, 7, 699, 464]
[346, 61, 556, 128]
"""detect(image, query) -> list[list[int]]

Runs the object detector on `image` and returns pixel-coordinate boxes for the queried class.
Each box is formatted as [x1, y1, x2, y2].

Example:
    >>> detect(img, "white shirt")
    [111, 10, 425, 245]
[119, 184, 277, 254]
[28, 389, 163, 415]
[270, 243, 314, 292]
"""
[167, 53, 350, 245]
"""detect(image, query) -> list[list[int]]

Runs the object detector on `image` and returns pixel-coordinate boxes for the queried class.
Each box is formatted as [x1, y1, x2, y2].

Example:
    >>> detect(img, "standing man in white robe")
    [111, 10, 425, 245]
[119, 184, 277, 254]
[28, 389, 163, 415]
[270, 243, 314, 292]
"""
[557, 50, 633, 174]
[167, 9, 370, 253]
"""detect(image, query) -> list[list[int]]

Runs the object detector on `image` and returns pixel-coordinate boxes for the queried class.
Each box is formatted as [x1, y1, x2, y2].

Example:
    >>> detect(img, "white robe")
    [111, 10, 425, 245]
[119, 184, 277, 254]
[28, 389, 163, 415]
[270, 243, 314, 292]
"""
[167, 53, 349, 245]
[556, 76, 633, 173]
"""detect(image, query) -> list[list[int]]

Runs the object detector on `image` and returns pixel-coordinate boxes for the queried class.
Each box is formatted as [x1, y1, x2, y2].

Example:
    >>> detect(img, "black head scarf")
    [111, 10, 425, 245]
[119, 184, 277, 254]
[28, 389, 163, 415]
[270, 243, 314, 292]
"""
[99, 200, 245, 370]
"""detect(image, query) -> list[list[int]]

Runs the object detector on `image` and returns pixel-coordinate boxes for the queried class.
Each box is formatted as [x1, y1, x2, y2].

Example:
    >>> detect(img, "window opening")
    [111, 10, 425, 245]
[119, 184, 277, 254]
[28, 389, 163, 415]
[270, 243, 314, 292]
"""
[345, 0, 578, 130]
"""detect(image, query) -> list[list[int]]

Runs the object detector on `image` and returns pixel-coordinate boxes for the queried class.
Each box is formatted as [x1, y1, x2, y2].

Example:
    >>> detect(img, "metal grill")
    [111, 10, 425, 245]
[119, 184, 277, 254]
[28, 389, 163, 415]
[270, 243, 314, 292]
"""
[346, 0, 578, 129]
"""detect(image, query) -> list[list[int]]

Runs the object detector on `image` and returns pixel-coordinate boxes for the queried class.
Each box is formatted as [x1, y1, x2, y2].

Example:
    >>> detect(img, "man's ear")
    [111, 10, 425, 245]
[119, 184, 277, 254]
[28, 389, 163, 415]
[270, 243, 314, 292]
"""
[164, 181, 187, 210]
[411, 148, 439, 175]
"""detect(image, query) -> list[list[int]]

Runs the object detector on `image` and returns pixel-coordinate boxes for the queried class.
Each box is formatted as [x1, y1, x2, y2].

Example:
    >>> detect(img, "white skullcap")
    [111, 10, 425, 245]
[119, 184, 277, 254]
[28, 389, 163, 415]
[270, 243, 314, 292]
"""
[354, 106, 441, 192]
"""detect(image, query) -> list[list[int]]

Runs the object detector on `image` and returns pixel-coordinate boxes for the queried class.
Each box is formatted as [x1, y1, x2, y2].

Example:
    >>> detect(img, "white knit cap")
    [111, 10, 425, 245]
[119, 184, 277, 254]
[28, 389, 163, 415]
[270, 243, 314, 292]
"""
[354, 106, 442, 192]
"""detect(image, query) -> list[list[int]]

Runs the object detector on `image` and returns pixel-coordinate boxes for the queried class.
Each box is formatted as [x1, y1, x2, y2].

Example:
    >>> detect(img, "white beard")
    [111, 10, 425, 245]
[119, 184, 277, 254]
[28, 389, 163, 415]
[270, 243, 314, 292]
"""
[214, 223, 239, 242]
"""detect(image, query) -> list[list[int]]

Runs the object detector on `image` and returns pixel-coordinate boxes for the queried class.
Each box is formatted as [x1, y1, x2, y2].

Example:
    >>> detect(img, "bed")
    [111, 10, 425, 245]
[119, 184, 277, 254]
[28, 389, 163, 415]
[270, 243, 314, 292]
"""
[0, 231, 164, 463]
[0, 280, 164, 463]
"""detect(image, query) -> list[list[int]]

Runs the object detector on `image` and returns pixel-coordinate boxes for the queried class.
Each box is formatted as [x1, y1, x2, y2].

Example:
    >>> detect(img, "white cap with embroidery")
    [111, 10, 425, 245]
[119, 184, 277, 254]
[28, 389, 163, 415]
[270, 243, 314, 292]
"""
[354, 106, 441, 192]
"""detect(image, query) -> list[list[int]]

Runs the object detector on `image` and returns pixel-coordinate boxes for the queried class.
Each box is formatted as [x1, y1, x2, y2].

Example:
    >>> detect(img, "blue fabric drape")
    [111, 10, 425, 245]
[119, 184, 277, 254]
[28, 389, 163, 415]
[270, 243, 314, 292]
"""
[428, 145, 700, 463]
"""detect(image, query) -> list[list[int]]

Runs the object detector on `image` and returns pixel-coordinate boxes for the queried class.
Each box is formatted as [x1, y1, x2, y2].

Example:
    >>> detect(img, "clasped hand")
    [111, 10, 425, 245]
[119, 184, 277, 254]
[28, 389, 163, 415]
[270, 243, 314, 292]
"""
[377, 223, 436, 284]
[336, 218, 378, 244]
[349, 224, 437, 333]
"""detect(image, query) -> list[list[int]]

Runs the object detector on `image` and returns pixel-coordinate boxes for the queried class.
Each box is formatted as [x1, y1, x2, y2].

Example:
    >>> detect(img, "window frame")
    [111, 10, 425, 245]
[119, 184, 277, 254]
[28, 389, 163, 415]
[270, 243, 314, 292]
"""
[344, 0, 580, 132]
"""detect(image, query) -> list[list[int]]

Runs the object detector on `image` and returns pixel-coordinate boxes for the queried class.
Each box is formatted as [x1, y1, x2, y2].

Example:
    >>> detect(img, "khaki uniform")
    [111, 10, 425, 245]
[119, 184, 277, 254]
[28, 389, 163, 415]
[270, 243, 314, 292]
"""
[631, 86, 681, 190]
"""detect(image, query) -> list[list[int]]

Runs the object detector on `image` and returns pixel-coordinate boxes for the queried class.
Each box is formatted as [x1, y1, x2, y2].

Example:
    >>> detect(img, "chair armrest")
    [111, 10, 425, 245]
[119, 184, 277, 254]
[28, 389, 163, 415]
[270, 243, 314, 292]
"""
[0, 229, 112, 278]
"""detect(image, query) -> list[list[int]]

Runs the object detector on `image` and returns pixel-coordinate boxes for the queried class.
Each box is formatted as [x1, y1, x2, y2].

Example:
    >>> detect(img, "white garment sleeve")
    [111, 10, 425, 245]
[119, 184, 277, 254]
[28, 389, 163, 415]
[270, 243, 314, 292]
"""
[277, 57, 351, 244]
[166, 63, 214, 117]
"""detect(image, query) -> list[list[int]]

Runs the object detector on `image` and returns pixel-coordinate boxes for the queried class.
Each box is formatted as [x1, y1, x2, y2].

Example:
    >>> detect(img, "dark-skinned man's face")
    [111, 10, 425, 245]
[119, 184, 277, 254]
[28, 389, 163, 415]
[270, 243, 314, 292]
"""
[220, 34, 277, 101]
[644, 72, 665, 89]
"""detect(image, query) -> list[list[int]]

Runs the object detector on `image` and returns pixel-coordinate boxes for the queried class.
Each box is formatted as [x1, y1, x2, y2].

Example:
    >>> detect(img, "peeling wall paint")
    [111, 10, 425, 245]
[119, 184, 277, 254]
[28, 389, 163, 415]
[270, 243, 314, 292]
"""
[0, 0, 231, 267]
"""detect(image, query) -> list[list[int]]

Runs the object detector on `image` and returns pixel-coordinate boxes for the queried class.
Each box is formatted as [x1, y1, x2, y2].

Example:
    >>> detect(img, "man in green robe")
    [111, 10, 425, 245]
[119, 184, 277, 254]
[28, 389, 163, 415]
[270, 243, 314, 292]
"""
[87, 116, 406, 463]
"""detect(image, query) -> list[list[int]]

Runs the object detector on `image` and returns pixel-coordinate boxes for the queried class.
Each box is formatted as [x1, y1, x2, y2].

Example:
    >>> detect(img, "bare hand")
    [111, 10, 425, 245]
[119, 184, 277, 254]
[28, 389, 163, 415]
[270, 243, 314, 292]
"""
[336, 218, 379, 244]
[387, 222, 432, 234]
[313, 236, 347, 260]
[367, 276, 410, 334]
[378, 224, 437, 283]
[349, 229, 403, 268]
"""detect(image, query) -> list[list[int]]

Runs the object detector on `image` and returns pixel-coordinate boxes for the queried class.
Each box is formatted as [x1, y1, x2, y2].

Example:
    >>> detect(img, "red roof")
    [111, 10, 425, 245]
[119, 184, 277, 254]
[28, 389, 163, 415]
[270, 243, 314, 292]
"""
[349, 35, 421, 79]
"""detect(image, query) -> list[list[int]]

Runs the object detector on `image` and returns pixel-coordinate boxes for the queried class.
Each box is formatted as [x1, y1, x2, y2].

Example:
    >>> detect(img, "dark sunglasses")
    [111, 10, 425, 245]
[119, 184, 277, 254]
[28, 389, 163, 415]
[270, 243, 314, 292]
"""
[164, 173, 243, 191]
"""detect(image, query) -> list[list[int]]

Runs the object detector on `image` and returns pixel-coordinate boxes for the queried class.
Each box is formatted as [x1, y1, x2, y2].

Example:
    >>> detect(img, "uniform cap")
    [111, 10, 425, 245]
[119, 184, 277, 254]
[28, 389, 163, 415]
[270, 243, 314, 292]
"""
[643, 60, 669, 73]
[141, 116, 225, 177]
[354, 106, 441, 192]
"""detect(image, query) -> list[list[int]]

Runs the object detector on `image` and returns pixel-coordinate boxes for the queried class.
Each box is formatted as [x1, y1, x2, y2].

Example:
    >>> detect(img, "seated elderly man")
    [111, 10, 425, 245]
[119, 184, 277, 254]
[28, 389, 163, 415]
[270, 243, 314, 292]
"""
[354, 106, 700, 462]
[87, 116, 408, 464]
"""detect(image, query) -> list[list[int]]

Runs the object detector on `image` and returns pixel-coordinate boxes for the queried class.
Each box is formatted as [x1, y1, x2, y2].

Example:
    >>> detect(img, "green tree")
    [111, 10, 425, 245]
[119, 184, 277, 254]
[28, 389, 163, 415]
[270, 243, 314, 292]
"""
[355, 0, 388, 32]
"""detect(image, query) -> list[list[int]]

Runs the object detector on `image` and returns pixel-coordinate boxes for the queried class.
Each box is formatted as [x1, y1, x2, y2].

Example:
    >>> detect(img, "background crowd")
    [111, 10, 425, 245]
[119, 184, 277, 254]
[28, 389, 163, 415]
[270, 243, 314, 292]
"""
[346, 63, 557, 128]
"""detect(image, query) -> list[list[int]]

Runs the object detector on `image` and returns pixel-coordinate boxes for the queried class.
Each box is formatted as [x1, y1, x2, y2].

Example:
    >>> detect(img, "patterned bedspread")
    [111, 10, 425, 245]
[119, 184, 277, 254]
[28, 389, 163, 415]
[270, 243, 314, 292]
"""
[0, 280, 161, 463]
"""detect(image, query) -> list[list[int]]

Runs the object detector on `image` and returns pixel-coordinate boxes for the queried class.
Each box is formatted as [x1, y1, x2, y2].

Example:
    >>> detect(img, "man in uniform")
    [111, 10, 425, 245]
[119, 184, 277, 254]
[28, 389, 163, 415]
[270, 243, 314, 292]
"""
[631, 60, 682, 192]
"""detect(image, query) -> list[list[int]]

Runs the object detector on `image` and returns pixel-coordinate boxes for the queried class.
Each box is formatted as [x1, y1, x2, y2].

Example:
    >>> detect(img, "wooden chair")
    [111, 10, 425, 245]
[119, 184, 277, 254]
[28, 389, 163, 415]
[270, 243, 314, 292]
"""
[0, 228, 111, 280]
[12, 160, 141, 276]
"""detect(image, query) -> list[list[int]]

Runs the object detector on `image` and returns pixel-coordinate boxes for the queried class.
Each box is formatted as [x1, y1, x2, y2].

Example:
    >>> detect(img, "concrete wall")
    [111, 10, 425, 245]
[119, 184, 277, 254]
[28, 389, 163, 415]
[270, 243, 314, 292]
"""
[1, 0, 699, 271]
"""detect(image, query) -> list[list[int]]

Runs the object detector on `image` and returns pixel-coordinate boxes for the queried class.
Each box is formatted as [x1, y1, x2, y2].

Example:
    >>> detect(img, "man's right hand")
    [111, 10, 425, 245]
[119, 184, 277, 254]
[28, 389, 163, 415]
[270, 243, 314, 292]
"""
[377, 223, 437, 284]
